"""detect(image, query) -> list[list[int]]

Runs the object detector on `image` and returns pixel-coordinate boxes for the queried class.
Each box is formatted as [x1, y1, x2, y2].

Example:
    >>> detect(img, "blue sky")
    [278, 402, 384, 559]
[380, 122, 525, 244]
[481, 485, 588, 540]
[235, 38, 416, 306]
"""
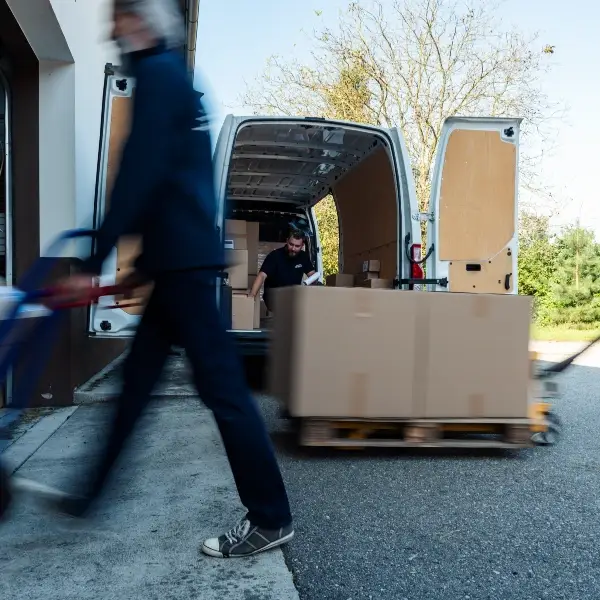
[194, 0, 600, 236]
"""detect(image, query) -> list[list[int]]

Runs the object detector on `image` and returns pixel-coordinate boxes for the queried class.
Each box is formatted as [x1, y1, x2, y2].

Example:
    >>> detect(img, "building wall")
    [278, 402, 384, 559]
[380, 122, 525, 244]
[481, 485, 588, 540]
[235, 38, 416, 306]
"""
[49, 0, 118, 241]
[3, 0, 126, 407]
[7, 0, 117, 253]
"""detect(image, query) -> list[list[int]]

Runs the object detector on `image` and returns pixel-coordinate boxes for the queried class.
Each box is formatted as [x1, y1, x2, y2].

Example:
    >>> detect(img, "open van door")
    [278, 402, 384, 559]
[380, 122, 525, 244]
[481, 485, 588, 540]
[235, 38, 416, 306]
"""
[426, 117, 521, 294]
[89, 65, 228, 337]
[88, 65, 144, 337]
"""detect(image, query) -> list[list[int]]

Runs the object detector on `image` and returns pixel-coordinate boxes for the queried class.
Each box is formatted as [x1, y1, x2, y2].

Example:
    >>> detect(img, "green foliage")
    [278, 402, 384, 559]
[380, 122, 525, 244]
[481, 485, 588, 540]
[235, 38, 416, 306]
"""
[517, 212, 558, 322]
[518, 214, 600, 329]
[314, 196, 339, 279]
[545, 225, 600, 327]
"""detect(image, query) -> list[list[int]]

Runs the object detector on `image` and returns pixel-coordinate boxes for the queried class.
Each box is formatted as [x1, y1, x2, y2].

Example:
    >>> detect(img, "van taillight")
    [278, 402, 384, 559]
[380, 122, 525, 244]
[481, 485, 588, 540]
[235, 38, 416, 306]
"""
[411, 244, 424, 280]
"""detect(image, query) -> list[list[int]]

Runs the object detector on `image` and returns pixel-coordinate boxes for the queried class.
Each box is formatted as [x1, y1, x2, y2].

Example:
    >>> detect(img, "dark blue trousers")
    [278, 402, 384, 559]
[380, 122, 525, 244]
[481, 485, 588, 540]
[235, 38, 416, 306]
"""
[84, 270, 292, 529]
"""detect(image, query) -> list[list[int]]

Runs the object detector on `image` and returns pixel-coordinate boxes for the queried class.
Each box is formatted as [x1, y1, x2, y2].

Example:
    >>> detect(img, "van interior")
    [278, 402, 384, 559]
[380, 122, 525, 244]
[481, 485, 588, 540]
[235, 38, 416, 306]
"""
[227, 119, 401, 337]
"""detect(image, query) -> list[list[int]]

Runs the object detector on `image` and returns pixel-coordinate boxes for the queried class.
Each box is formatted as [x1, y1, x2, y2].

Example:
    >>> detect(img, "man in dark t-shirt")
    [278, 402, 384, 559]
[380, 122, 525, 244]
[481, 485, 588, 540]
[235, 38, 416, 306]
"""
[248, 231, 316, 311]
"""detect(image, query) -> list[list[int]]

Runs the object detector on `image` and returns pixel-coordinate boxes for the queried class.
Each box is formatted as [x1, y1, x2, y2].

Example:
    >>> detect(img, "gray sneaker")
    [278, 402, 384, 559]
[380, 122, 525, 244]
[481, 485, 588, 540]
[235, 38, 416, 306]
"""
[201, 518, 294, 558]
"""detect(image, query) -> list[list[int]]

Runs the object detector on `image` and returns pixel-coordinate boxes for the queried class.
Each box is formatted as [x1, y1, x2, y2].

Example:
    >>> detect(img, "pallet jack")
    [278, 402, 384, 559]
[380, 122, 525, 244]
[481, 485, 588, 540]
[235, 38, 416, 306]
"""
[529, 332, 600, 446]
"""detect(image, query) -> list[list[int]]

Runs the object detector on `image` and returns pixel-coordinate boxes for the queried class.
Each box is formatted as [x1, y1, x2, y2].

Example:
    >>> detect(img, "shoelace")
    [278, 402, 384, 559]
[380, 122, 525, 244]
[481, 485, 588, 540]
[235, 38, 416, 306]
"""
[225, 519, 251, 545]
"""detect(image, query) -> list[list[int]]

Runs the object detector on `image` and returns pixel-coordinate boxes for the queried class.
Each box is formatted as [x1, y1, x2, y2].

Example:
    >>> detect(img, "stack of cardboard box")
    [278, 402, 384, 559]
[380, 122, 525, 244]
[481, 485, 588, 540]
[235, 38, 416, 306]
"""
[356, 259, 393, 289]
[225, 219, 260, 330]
[268, 286, 532, 420]
[325, 258, 394, 289]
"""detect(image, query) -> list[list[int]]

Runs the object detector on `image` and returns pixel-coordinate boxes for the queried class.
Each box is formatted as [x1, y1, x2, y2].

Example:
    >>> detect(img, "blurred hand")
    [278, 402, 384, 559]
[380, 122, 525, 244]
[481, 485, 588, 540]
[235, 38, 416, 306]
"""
[53, 273, 97, 304]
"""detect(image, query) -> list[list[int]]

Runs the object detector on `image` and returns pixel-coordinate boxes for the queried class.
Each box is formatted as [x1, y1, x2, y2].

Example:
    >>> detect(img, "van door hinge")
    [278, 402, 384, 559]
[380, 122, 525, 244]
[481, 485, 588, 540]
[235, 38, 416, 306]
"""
[412, 212, 434, 222]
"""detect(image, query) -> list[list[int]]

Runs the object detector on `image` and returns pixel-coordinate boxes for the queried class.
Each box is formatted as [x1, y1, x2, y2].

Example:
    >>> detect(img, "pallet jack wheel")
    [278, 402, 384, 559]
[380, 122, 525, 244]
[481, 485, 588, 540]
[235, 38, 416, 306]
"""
[532, 410, 561, 446]
[0, 463, 12, 521]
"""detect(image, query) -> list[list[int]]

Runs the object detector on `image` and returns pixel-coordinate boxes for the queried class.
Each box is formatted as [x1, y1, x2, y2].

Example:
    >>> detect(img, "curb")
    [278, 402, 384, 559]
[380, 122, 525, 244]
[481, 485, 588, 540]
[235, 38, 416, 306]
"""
[3, 406, 78, 475]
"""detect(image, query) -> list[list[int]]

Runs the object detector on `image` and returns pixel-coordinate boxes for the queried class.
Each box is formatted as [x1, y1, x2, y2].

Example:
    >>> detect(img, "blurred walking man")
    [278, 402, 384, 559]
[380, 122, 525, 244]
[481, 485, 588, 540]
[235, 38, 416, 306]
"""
[53, 0, 293, 558]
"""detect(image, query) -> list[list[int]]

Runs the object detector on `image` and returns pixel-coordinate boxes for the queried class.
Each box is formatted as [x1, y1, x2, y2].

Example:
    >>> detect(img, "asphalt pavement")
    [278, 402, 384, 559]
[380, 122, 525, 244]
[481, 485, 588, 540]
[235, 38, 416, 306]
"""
[5, 345, 600, 599]
[258, 355, 600, 600]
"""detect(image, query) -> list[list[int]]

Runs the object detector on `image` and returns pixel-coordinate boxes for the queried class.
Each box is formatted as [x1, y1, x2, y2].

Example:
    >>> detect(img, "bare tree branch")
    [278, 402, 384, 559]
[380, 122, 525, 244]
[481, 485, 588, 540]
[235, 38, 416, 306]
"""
[240, 0, 565, 213]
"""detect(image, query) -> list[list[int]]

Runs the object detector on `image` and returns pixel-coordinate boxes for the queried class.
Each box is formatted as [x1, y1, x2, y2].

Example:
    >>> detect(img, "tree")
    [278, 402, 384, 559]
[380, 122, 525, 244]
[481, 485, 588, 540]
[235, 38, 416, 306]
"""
[546, 224, 600, 327]
[315, 196, 340, 279]
[242, 0, 562, 212]
[517, 212, 558, 322]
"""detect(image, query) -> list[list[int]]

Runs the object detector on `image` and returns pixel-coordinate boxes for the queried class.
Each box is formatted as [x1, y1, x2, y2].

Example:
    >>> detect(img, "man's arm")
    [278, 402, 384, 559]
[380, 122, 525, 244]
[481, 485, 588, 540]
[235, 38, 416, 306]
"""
[248, 272, 267, 298]
[303, 252, 316, 277]
[81, 61, 177, 275]
[249, 252, 275, 298]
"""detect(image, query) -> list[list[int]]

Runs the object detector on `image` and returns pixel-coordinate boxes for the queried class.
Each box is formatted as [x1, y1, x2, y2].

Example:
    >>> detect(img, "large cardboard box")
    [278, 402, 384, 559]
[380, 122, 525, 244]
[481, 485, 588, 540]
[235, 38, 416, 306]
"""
[232, 293, 260, 330]
[421, 292, 531, 418]
[268, 288, 531, 419]
[247, 222, 260, 275]
[269, 287, 419, 418]
[226, 249, 249, 290]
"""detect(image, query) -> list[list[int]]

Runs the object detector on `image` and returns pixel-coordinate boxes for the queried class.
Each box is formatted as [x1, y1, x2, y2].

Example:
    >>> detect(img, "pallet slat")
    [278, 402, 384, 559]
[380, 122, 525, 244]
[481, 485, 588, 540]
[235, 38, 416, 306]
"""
[298, 418, 534, 449]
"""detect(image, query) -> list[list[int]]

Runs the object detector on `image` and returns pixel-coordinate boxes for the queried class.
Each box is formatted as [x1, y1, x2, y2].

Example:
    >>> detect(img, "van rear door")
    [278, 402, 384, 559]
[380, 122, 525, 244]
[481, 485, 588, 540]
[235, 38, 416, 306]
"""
[88, 66, 142, 337]
[88, 65, 227, 337]
[426, 117, 521, 294]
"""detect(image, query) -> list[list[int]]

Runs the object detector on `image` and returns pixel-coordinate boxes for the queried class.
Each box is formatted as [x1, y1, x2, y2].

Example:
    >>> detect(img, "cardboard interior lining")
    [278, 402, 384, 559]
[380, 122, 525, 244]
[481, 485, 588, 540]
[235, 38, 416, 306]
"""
[439, 129, 516, 261]
[333, 147, 398, 280]
[104, 93, 152, 314]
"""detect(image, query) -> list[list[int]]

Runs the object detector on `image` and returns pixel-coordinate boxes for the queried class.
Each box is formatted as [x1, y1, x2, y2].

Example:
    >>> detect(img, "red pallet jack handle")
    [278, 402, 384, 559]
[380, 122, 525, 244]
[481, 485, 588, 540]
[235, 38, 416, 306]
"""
[37, 283, 144, 311]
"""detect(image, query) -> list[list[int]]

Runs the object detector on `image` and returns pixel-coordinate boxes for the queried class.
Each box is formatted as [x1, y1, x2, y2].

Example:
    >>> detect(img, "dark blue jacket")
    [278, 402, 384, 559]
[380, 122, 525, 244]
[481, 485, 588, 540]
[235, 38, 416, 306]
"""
[82, 45, 224, 277]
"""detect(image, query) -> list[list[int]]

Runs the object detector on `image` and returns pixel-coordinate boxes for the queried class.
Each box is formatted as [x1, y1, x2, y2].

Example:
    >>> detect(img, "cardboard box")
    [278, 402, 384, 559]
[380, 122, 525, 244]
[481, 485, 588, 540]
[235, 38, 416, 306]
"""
[231, 293, 260, 330]
[268, 287, 531, 420]
[224, 234, 247, 250]
[421, 292, 531, 418]
[360, 278, 393, 289]
[247, 222, 260, 275]
[362, 259, 380, 273]
[226, 219, 246, 235]
[357, 272, 380, 283]
[269, 287, 419, 419]
[225, 249, 249, 290]
[326, 274, 355, 288]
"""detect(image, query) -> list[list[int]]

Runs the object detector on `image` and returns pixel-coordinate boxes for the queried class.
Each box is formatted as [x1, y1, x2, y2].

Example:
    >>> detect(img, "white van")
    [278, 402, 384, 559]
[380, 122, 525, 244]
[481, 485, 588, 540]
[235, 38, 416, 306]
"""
[88, 65, 521, 355]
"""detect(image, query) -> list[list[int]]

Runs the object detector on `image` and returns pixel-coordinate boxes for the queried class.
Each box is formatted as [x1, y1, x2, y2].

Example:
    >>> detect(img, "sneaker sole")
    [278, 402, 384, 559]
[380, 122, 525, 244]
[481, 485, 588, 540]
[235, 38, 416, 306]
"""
[201, 530, 294, 558]
[11, 476, 70, 500]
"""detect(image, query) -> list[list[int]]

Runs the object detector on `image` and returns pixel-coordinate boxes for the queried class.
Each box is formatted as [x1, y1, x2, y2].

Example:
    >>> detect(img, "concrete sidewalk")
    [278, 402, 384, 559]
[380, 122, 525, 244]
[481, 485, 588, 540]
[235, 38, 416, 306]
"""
[1, 399, 299, 600]
[530, 340, 600, 367]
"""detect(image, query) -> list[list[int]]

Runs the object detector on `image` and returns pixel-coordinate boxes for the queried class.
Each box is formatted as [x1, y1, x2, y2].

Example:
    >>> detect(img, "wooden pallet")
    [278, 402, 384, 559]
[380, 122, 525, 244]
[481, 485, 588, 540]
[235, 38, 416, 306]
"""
[297, 417, 534, 449]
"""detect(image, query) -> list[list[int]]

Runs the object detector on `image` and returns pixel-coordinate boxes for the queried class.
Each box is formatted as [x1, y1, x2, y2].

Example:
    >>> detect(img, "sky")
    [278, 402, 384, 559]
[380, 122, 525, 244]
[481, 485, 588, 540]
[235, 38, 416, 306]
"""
[193, 0, 600, 237]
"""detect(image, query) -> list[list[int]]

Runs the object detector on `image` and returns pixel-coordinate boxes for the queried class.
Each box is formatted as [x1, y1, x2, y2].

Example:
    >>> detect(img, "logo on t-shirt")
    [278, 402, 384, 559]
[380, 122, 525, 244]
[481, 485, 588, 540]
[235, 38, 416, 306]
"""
[295, 264, 302, 269]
